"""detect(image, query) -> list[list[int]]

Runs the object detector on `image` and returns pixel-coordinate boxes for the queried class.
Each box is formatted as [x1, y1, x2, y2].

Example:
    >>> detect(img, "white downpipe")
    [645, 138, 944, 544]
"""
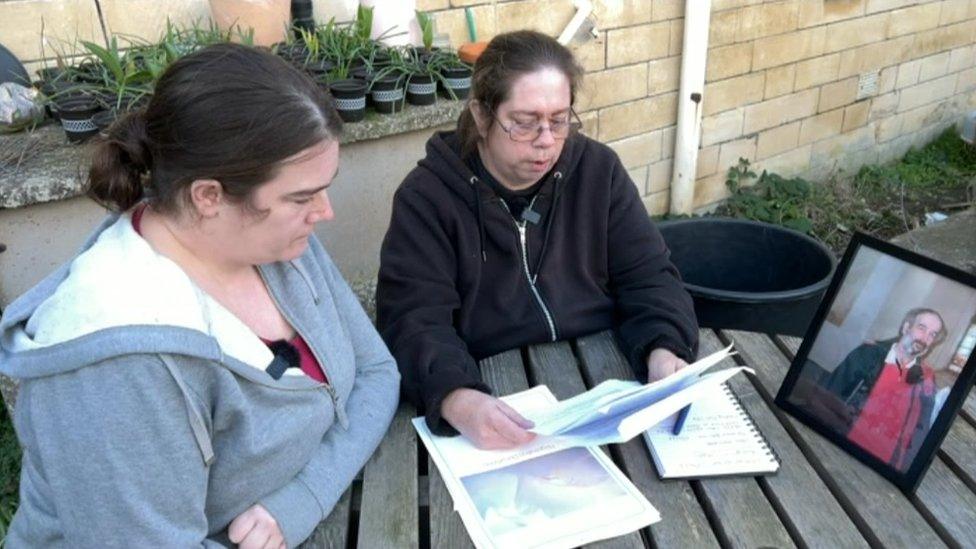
[557, 0, 593, 45]
[669, 1, 712, 215]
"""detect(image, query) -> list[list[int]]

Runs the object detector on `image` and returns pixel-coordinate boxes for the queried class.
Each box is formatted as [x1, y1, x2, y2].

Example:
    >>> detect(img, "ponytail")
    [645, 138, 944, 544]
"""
[86, 110, 152, 212]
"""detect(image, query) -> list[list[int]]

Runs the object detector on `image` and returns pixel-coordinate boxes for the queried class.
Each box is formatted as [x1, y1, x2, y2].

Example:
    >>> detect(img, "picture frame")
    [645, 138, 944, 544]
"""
[775, 232, 976, 494]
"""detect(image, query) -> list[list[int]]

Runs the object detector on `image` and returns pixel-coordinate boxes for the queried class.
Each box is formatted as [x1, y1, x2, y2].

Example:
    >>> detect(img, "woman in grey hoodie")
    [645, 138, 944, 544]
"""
[0, 44, 399, 548]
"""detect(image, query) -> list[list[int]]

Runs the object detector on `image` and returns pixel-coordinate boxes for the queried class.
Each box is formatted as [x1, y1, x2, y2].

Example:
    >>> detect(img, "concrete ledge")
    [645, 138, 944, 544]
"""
[891, 207, 976, 275]
[0, 99, 465, 210]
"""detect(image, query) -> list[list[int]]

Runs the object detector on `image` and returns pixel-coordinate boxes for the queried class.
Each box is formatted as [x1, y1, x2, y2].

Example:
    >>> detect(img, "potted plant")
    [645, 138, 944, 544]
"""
[412, 10, 440, 63]
[329, 78, 367, 122]
[55, 94, 99, 143]
[79, 38, 155, 112]
[369, 50, 407, 115]
[433, 53, 472, 100]
[317, 18, 369, 122]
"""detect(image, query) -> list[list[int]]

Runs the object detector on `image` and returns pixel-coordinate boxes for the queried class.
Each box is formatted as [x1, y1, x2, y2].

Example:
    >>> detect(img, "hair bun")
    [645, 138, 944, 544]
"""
[86, 109, 153, 211]
[108, 110, 151, 173]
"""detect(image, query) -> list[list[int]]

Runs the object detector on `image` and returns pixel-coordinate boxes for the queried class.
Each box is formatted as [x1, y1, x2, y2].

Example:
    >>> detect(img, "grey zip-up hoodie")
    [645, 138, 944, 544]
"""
[0, 213, 400, 548]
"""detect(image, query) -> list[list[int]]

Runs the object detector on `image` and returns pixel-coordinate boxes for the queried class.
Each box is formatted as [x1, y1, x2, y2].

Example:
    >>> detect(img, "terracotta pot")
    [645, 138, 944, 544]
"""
[208, 0, 290, 47]
[458, 41, 488, 64]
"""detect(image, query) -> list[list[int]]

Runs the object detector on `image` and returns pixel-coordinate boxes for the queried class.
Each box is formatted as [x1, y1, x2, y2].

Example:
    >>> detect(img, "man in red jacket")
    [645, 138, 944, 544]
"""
[825, 308, 946, 470]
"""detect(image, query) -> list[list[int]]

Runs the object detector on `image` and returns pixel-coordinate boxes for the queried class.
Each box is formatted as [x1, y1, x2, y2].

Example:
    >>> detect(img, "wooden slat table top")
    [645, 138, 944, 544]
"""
[305, 329, 976, 549]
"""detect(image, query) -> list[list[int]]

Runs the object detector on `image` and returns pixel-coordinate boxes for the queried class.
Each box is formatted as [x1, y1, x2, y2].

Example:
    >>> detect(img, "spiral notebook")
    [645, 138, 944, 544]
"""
[643, 383, 779, 479]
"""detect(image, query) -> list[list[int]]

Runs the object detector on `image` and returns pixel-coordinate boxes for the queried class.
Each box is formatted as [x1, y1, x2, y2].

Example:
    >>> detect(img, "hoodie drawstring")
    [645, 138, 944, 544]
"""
[472, 176, 487, 262]
[159, 354, 215, 466]
[288, 260, 320, 304]
[533, 171, 563, 277]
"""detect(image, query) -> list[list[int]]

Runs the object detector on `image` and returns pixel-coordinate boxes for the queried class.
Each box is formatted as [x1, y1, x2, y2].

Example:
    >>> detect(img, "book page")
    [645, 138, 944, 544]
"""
[644, 384, 779, 479]
[414, 385, 660, 549]
[525, 344, 735, 437]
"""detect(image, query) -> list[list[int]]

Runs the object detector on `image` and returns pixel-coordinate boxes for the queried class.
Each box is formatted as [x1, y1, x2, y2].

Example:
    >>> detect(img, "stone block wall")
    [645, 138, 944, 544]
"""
[2, 0, 975, 214]
[421, 0, 976, 213]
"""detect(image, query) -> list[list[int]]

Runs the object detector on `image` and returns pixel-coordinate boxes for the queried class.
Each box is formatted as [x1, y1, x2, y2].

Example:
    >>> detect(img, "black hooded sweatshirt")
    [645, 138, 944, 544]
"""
[376, 130, 699, 434]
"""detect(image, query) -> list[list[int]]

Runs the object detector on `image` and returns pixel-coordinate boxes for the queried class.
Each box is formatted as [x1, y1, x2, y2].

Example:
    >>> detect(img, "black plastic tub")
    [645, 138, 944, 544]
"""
[658, 218, 836, 336]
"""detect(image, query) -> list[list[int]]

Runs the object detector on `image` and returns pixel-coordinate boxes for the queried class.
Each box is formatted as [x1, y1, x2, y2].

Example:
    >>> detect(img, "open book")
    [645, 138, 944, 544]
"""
[415, 386, 660, 549]
[523, 344, 750, 445]
[414, 345, 750, 548]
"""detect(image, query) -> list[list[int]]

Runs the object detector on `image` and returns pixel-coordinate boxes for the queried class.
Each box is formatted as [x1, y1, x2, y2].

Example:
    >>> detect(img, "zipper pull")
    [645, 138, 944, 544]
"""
[325, 384, 349, 429]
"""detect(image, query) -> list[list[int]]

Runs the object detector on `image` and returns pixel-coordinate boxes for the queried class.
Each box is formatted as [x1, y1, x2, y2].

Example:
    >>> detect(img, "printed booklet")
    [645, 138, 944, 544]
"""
[415, 385, 660, 549]
[414, 345, 749, 548]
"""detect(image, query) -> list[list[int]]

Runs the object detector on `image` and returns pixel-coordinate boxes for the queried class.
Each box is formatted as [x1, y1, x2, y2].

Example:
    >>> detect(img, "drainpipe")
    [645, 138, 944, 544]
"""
[669, 1, 712, 215]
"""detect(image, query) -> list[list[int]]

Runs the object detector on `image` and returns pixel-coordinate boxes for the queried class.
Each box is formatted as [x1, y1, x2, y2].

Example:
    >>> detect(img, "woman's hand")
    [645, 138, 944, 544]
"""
[441, 388, 537, 450]
[228, 504, 286, 549]
[647, 347, 688, 383]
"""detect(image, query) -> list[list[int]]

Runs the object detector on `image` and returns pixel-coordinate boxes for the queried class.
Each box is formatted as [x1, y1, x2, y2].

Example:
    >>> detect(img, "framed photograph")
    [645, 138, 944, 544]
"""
[775, 232, 976, 493]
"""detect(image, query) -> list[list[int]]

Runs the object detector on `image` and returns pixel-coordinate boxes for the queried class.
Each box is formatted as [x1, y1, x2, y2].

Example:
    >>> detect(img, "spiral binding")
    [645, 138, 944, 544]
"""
[721, 383, 781, 465]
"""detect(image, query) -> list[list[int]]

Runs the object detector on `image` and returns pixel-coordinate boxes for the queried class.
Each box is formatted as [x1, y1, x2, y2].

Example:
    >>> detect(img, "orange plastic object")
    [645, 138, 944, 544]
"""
[458, 41, 488, 65]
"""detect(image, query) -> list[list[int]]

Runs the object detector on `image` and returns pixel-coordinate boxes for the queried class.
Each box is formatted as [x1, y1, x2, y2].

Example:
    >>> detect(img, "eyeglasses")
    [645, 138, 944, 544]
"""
[493, 109, 583, 142]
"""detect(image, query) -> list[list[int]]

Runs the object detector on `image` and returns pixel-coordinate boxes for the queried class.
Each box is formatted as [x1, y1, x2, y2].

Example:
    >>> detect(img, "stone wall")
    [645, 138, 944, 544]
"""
[2, 0, 975, 215]
[423, 0, 976, 212]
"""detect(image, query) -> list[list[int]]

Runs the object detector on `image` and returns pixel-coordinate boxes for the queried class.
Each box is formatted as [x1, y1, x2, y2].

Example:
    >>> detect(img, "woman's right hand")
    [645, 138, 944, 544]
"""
[441, 388, 537, 449]
[228, 504, 285, 549]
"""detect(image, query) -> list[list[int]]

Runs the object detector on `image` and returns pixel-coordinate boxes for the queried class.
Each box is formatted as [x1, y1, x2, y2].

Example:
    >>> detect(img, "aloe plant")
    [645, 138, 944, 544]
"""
[415, 10, 434, 52]
[355, 5, 374, 44]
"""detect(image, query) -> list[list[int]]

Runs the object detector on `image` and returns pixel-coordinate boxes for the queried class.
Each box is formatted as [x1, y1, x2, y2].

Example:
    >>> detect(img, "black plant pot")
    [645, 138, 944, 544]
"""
[92, 90, 118, 111]
[439, 66, 472, 100]
[370, 51, 392, 69]
[305, 59, 334, 80]
[92, 109, 118, 136]
[406, 74, 437, 106]
[657, 218, 836, 336]
[291, 0, 315, 38]
[329, 78, 367, 123]
[56, 96, 100, 143]
[40, 80, 82, 121]
[409, 46, 441, 65]
[350, 65, 375, 84]
[370, 73, 405, 115]
[36, 66, 66, 85]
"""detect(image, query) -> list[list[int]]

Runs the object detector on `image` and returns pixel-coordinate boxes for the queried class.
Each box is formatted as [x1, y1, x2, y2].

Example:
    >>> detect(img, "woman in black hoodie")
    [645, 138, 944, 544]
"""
[377, 30, 698, 449]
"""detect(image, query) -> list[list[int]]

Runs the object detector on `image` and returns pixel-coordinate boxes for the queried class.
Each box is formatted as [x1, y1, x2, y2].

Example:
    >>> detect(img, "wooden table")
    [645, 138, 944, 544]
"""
[301, 329, 976, 549]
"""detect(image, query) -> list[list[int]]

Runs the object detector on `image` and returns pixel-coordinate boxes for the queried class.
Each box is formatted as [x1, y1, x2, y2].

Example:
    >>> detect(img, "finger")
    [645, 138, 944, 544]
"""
[497, 400, 535, 428]
[239, 528, 272, 549]
[262, 534, 285, 549]
[228, 512, 257, 544]
[490, 410, 535, 445]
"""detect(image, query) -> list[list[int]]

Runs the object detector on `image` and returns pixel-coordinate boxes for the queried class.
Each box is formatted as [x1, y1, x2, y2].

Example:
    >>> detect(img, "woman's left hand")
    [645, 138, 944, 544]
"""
[647, 348, 688, 383]
[228, 504, 286, 549]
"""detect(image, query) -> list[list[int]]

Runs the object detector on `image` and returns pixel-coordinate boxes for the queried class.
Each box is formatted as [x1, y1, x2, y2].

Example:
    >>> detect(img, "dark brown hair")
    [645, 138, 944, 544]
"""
[87, 43, 343, 213]
[457, 30, 584, 156]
